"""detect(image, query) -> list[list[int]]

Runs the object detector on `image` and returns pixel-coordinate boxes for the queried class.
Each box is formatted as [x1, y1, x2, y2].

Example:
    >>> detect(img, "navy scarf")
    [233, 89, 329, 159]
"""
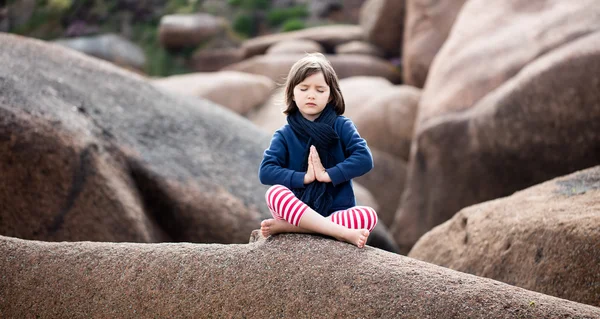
[287, 103, 340, 216]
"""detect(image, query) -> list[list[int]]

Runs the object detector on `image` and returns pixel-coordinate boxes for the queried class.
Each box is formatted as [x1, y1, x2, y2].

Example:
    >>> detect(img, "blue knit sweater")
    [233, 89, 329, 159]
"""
[259, 116, 373, 215]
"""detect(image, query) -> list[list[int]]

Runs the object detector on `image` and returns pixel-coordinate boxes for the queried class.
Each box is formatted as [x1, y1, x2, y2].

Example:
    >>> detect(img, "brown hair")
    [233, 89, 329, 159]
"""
[282, 53, 345, 115]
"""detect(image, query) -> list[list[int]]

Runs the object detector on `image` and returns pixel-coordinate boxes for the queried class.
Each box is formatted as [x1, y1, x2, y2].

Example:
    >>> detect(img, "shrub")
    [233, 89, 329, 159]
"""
[227, 0, 243, 6]
[267, 5, 308, 26]
[281, 18, 305, 32]
[233, 13, 256, 38]
[229, 0, 271, 10]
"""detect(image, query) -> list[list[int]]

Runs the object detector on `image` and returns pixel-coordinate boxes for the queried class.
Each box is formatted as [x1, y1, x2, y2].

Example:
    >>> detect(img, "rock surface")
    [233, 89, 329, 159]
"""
[226, 54, 402, 84]
[352, 85, 420, 161]
[266, 39, 324, 55]
[355, 150, 407, 227]
[359, 0, 406, 56]
[158, 13, 223, 49]
[151, 71, 275, 115]
[409, 166, 600, 307]
[392, 0, 600, 253]
[247, 87, 287, 134]
[241, 25, 364, 58]
[402, 0, 467, 87]
[53, 33, 146, 71]
[1, 234, 599, 318]
[0, 33, 269, 244]
[189, 47, 246, 72]
[339, 76, 395, 120]
[335, 40, 384, 57]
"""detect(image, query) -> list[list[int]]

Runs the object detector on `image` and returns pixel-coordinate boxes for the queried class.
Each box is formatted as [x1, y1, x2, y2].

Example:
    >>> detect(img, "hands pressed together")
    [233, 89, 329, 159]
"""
[304, 145, 332, 184]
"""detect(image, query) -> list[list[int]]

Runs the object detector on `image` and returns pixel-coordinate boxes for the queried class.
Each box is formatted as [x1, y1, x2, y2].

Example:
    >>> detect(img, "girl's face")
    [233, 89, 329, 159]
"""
[293, 72, 331, 121]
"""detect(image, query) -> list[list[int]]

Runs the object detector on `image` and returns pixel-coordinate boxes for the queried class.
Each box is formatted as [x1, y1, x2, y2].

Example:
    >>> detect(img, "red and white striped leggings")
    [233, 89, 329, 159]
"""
[265, 185, 378, 232]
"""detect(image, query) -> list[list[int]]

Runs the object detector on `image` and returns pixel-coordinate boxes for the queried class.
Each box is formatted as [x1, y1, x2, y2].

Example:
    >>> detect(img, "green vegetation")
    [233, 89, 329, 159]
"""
[131, 24, 192, 77]
[165, 0, 202, 14]
[229, 0, 274, 38]
[8, 0, 203, 76]
[228, 0, 270, 10]
[266, 5, 308, 27]
[7, 0, 314, 75]
[232, 12, 256, 38]
[281, 18, 305, 32]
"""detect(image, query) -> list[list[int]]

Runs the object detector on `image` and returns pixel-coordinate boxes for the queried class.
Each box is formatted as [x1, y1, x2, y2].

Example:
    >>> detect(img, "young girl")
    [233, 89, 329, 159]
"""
[258, 53, 378, 248]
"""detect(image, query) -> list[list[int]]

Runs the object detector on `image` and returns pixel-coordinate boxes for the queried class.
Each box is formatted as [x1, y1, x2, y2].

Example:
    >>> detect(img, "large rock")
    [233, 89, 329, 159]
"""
[392, 0, 600, 254]
[409, 166, 600, 307]
[417, 0, 600, 125]
[352, 85, 420, 161]
[402, 0, 467, 87]
[335, 40, 384, 58]
[151, 71, 275, 115]
[359, 0, 406, 56]
[339, 76, 394, 120]
[266, 39, 324, 55]
[0, 33, 269, 244]
[355, 150, 407, 227]
[2, 234, 599, 318]
[53, 33, 146, 71]
[353, 182, 379, 212]
[189, 47, 246, 72]
[246, 87, 287, 134]
[158, 14, 224, 49]
[226, 54, 402, 84]
[241, 25, 364, 58]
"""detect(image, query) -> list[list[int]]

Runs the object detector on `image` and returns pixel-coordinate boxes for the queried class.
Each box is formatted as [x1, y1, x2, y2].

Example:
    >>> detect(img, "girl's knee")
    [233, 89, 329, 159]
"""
[265, 185, 285, 204]
[358, 206, 378, 230]
[265, 185, 294, 211]
[265, 185, 289, 196]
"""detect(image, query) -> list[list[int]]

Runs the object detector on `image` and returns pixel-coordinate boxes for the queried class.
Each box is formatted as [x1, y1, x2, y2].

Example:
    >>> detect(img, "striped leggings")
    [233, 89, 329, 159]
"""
[265, 185, 378, 232]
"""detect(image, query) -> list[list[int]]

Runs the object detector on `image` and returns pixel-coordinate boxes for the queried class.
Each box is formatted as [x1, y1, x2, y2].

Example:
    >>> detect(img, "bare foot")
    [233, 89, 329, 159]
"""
[261, 219, 303, 237]
[337, 229, 370, 248]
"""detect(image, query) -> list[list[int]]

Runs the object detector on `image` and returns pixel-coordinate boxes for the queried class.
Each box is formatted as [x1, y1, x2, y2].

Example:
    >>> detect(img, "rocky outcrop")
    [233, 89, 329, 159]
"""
[0, 33, 269, 244]
[402, 0, 466, 87]
[392, 0, 600, 253]
[266, 39, 324, 55]
[335, 40, 384, 57]
[241, 25, 364, 57]
[359, 0, 405, 56]
[355, 149, 407, 227]
[226, 54, 402, 84]
[339, 76, 394, 120]
[151, 71, 275, 115]
[53, 33, 146, 71]
[158, 13, 224, 49]
[352, 85, 420, 161]
[409, 166, 600, 307]
[189, 47, 246, 72]
[246, 87, 287, 134]
[1, 234, 599, 318]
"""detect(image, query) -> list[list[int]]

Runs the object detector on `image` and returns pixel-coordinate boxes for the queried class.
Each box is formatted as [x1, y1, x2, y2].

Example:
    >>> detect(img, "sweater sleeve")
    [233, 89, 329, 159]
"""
[326, 118, 374, 187]
[258, 131, 306, 189]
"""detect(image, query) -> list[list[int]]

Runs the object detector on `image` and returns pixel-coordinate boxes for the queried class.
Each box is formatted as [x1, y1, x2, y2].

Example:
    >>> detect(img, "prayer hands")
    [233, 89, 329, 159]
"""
[304, 148, 316, 184]
[310, 145, 332, 183]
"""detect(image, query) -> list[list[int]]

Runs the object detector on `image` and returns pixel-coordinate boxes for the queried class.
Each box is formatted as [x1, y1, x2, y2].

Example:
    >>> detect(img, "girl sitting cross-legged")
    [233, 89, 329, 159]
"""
[258, 53, 378, 248]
